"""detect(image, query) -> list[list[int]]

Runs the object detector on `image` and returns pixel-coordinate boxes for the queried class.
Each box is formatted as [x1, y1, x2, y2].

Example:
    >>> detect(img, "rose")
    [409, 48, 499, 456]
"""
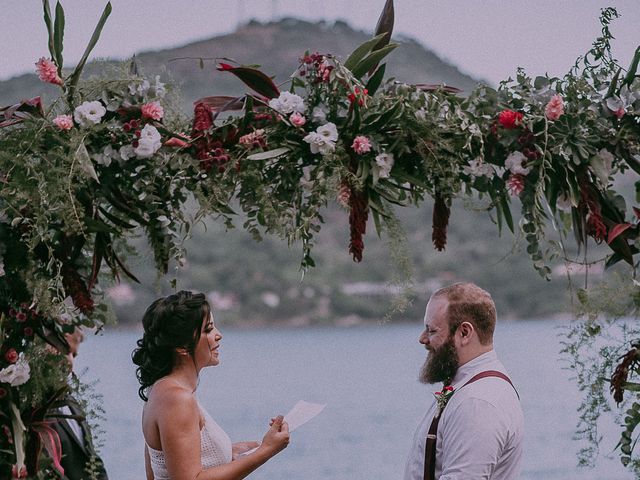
[141, 101, 164, 121]
[0, 356, 31, 386]
[434, 385, 455, 410]
[498, 109, 523, 129]
[4, 348, 18, 364]
[545, 95, 564, 121]
[53, 114, 73, 131]
[351, 136, 371, 154]
[73, 101, 106, 128]
[289, 112, 306, 127]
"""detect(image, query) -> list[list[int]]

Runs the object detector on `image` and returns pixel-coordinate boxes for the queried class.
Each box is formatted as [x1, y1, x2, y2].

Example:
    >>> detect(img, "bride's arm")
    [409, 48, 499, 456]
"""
[158, 390, 289, 480]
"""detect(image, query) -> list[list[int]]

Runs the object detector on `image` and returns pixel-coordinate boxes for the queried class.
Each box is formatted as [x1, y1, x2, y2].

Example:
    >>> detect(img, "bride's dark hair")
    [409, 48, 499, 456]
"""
[132, 290, 211, 401]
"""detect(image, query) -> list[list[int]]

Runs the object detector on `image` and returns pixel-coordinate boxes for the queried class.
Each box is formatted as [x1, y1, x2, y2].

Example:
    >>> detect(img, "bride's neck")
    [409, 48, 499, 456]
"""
[171, 358, 200, 391]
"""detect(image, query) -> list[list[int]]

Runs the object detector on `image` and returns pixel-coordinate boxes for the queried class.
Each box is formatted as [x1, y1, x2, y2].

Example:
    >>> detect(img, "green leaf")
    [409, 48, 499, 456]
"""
[351, 44, 399, 79]
[372, 0, 395, 51]
[344, 33, 388, 71]
[366, 64, 386, 95]
[53, 1, 65, 74]
[75, 141, 99, 182]
[67, 2, 112, 100]
[623, 46, 640, 86]
[246, 147, 290, 160]
[42, 0, 56, 61]
[499, 195, 514, 233]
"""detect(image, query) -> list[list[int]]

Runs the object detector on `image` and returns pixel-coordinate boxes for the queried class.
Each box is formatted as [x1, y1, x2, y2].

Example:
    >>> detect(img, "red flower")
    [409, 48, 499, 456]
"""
[4, 348, 18, 364]
[12, 465, 27, 479]
[16, 312, 27, 323]
[498, 109, 523, 129]
[444, 386, 454, 392]
[23, 327, 34, 337]
[507, 174, 526, 197]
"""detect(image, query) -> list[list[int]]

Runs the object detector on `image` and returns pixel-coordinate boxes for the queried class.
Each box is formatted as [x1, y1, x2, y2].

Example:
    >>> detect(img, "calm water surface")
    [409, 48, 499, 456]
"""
[75, 320, 633, 479]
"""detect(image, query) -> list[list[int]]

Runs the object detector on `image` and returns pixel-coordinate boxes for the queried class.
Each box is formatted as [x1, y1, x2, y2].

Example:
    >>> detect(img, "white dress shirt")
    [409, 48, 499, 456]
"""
[403, 350, 524, 480]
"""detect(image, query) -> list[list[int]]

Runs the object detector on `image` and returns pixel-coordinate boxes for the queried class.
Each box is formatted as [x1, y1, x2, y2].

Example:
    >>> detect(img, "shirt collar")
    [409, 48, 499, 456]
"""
[450, 350, 498, 386]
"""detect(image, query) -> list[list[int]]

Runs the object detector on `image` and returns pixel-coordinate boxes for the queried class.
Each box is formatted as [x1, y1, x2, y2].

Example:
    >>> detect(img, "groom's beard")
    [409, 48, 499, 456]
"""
[419, 335, 459, 384]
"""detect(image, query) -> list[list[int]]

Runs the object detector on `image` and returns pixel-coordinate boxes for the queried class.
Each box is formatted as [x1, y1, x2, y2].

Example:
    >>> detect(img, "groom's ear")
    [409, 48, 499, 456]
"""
[458, 321, 474, 344]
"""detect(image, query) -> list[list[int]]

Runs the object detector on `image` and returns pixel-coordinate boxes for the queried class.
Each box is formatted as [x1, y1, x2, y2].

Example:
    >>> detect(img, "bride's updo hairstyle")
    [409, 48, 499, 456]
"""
[132, 290, 211, 401]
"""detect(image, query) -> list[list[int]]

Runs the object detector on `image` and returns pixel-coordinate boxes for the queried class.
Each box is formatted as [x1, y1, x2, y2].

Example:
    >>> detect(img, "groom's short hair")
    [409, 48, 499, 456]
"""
[432, 282, 496, 345]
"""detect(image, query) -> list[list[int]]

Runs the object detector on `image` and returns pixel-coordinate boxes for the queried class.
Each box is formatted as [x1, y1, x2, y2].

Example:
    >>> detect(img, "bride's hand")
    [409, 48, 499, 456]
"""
[260, 415, 290, 456]
[232, 441, 260, 460]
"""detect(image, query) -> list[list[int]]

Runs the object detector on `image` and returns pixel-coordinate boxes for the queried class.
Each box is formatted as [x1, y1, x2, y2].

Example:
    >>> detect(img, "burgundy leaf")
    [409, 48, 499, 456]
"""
[216, 64, 280, 99]
[607, 223, 632, 245]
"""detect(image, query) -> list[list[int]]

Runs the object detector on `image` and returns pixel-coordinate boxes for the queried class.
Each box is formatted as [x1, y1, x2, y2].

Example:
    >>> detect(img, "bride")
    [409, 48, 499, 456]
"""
[132, 290, 289, 479]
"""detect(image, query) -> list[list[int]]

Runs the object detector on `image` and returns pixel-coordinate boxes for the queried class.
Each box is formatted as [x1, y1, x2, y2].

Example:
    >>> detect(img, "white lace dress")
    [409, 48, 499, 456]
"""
[147, 404, 233, 479]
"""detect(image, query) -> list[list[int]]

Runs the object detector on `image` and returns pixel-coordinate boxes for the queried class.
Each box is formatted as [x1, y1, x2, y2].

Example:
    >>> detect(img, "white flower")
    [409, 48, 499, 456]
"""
[463, 158, 495, 179]
[128, 78, 150, 97]
[0, 355, 30, 386]
[373, 152, 395, 179]
[93, 145, 118, 167]
[119, 145, 135, 161]
[303, 132, 336, 155]
[73, 101, 106, 128]
[151, 75, 166, 98]
[140, 124, 161, 144]
[268, 91, 305, 114]
[316, 122, 338, 142]
[504, 151, 531, 175]
[590, 148, 615, 184]
[311, 105, 327, 123]
[134, 125, 162, 159]
[303, 122, 339, 156]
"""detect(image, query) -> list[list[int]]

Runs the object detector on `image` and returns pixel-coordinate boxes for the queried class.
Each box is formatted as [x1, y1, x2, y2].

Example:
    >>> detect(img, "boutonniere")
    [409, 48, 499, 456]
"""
[434, 385, 455, 411]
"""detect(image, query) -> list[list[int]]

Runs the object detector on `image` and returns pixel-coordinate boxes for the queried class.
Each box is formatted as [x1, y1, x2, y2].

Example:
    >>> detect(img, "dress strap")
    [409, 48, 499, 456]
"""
[423, 370, 518, 480]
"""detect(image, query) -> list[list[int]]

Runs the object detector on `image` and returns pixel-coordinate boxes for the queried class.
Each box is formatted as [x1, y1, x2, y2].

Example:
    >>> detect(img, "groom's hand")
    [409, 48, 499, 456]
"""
[232, 441, 260, 460]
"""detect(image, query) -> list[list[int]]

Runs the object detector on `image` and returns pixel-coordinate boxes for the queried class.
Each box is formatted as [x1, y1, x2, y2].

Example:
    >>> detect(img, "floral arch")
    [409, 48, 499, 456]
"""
[0, 1, 639, 477]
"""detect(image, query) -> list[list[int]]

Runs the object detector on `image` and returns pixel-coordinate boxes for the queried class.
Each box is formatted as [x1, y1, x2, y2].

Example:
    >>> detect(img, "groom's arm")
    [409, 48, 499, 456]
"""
[438, 398, 508, 479]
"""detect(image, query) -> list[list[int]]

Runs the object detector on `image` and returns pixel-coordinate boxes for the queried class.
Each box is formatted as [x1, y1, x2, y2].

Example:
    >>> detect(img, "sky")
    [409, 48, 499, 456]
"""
[0, 1, 638, 86]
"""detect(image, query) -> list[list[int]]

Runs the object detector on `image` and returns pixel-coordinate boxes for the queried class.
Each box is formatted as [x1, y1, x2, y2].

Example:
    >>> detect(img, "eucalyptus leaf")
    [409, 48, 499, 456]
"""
[246, 147, 290, 160]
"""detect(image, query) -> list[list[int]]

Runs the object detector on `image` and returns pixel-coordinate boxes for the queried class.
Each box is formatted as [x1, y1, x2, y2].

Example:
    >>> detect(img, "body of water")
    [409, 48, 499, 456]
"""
[74, 320, 633, 479]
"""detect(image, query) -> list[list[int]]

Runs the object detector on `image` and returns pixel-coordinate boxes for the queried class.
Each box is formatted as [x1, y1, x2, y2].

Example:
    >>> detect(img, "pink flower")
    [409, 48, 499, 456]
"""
[4, 348, 18, 364]
[239, 129, 267, 150]
[614, 107, 625, 119]
[351, 135, 372, 154]
[507, 174, 526, 196]
[289, 112, 306, 127]
[545, 95, 564, 121]
[141, 101, 164, 121]
[15, 312, 27, 323]
[53, 114, 73, 131]
[35, 57, 63, 86]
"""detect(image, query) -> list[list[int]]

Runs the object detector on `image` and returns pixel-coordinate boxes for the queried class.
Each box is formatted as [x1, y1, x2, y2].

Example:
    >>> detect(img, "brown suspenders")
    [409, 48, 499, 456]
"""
[423, 370, 519, 480]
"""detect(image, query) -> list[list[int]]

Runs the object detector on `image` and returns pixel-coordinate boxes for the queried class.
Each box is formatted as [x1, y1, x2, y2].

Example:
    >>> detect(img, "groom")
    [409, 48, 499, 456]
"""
[403, 282, 524, 480]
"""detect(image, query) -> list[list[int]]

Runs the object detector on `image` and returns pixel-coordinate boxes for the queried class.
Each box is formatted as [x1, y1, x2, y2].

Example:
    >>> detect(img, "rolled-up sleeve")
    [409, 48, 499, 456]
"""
[438, 397, 507, 479]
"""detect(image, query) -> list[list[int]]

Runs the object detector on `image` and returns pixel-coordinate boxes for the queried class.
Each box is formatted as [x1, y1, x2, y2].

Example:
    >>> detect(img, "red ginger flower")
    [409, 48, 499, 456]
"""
[432, 194, 450, 251]
[498, 109, 523, 129]
[35, 57, 63, 86]
[348, 186, 368, 262]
